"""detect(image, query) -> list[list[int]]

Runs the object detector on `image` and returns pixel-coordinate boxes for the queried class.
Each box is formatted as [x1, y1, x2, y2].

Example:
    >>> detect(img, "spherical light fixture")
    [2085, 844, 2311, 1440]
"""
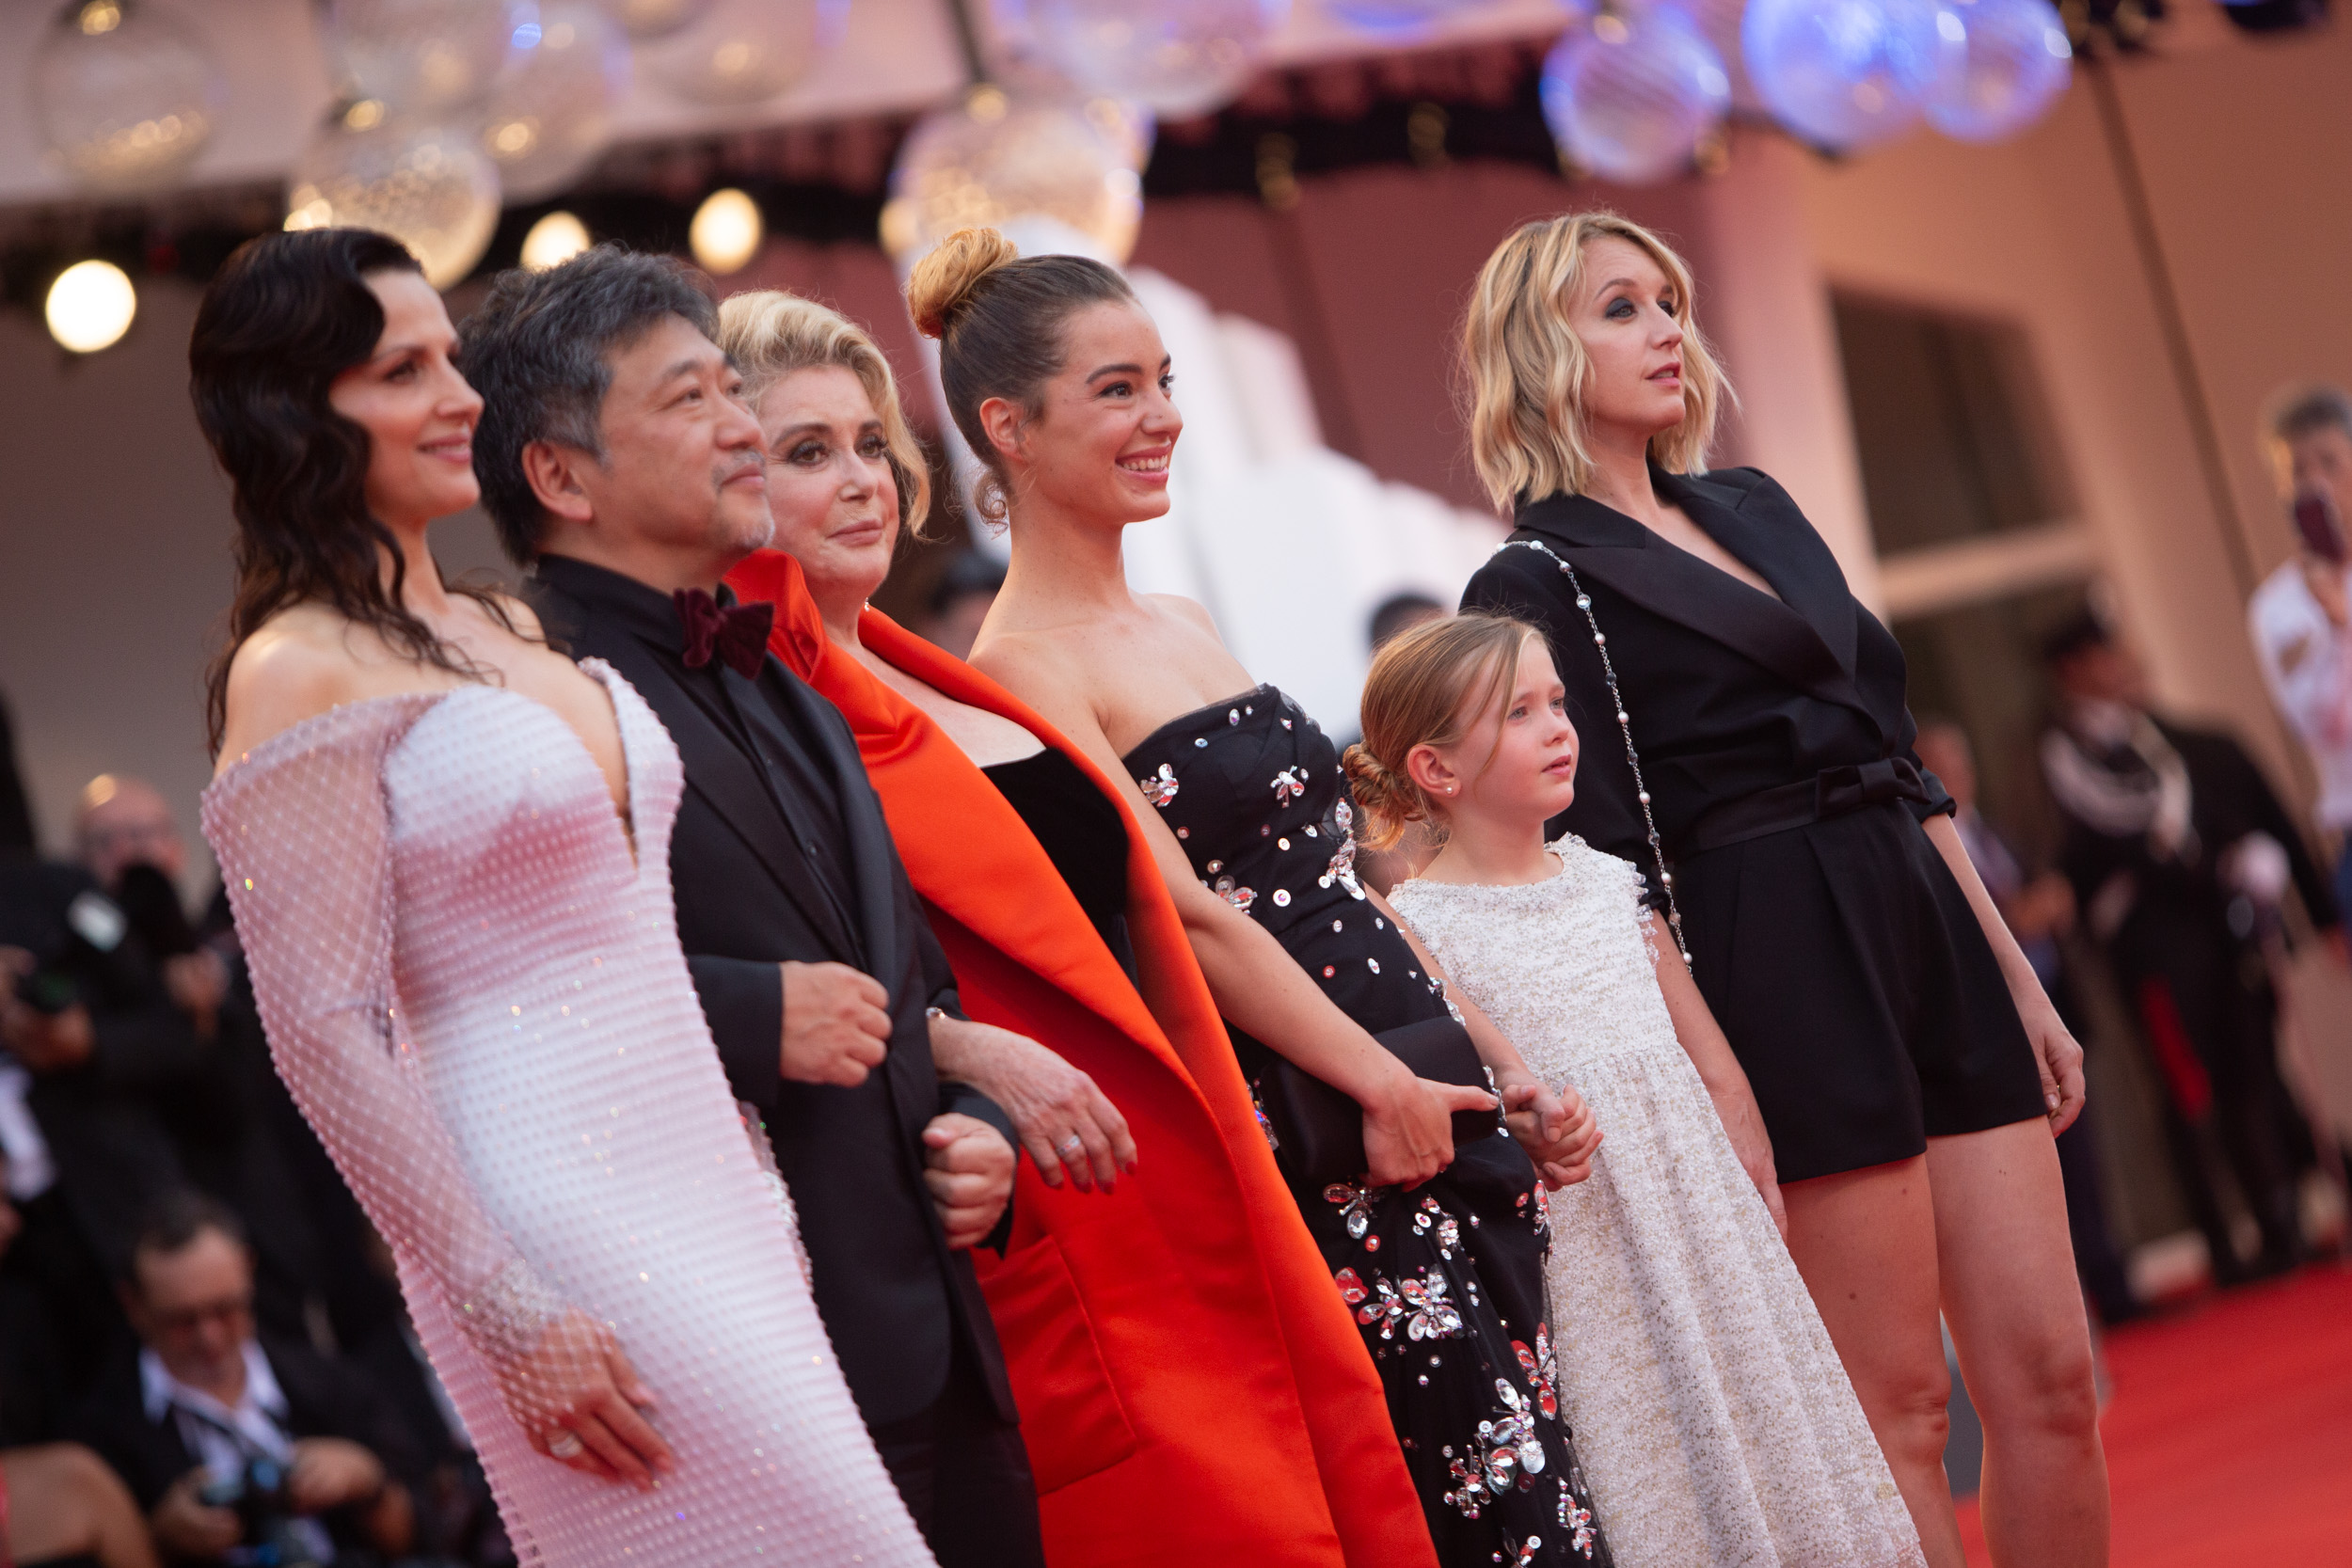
[1540, 7, 1731, 184]
[45, 260, 138, 354]
[881, 91, 1145, 267]
[520, 210, 594, 270]
[286, 112, 502, 289]
[600, 0, 711, 37]
[642, 0, 846, 106]
[326, 0, 518, 118]
[1922, 0, 2071, 142]
[32, 0, 226, 195]
[690, 188, 764, 274]
[1018, 0, 1289, 119]
[482, 0, 630, 200]
[1742, 0, 1958, 150]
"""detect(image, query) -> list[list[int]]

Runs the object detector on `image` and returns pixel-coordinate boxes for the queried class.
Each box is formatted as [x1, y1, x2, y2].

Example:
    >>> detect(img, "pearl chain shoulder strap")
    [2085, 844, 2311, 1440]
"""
[1497, 536, 1692, 967]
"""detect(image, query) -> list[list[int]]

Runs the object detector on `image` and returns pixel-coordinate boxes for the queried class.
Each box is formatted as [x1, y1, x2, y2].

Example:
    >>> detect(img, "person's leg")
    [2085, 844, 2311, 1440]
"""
[866, 1401, 942, 1545]
[1, 1444, 161, 1568]
[1781, 1156, 1964, 1568]
[925, 1352, 1044, 1568]
[2053, 1108, 2137, 1321]
[1930, 1119, 2109, 1568]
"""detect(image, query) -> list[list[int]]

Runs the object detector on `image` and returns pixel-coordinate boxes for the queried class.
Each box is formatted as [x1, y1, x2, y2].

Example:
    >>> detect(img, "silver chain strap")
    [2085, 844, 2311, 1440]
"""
[1497, 537, 1691, 967]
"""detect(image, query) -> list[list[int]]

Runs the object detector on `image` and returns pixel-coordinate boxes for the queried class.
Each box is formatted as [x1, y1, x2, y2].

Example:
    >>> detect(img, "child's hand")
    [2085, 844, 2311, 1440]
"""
[1709, 1085, 1786, 1237]
[1502, 1079, 1602, 1190]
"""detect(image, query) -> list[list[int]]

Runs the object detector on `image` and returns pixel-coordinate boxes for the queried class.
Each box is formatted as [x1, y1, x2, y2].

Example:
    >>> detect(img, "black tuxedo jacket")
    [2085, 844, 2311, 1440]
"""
[530, 556, 1016, 1427]
[2054, 713, 2343, 950]
[1464, 465, 1950, 871]
[69, 1336, 421, 1521]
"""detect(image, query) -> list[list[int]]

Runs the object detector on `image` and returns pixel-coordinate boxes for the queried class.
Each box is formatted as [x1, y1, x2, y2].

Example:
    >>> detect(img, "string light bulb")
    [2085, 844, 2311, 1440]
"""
[520, 210, 593, 270]
[45, 260, 137, 353]
[689, 187, 762, 274]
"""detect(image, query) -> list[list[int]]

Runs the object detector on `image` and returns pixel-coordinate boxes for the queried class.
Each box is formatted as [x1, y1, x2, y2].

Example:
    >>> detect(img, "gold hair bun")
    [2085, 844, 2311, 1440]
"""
[905, 228, 1019, 341]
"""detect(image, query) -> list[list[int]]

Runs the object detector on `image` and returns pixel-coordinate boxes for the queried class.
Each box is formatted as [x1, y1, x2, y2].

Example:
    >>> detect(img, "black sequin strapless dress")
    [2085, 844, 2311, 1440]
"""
[1124, 688, 1611, 1568]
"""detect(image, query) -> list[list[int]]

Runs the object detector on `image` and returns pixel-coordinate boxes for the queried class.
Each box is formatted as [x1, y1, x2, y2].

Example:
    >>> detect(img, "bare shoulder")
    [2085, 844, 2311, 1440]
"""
[215, 607, 458, 770]
[215, 611, 373, 768]
[970, 624, 1086, 711]
[1143, 593, 1220, 637]
[486, 592, 547, 642]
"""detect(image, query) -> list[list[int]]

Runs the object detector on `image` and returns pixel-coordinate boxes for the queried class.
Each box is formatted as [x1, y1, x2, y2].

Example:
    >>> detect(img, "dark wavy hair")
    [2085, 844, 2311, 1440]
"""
[192, 228, 512, 754]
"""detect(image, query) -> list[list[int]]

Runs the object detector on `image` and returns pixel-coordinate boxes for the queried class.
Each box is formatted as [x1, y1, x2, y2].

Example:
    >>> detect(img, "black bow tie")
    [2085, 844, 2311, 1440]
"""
[674, 588, 773, 679]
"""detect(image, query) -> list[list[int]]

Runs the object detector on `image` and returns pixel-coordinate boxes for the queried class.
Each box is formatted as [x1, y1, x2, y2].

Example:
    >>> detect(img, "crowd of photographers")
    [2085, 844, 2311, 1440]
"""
[0, 737, 511, 1568]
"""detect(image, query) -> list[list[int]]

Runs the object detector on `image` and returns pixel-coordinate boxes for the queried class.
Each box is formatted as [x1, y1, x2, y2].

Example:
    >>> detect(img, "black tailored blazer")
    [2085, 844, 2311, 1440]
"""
[529, 556, 1016, 1428]
[1461, 465, 1951, 874]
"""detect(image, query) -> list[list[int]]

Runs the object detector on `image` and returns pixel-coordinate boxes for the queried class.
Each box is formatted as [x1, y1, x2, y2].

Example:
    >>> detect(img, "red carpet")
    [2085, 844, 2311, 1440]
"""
[1956, 1261, 2352, 1566]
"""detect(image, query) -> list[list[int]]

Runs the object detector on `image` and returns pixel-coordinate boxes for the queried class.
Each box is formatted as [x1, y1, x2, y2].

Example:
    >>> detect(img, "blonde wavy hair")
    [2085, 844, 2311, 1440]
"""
[1342, 612, 1543, 851]
[714, 289, 937, 537]
[1461, 211, 1731, 513]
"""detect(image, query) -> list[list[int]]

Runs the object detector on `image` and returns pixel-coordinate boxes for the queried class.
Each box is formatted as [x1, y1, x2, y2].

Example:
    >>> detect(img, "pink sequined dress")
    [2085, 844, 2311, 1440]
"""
[201, 661, 933, 1568]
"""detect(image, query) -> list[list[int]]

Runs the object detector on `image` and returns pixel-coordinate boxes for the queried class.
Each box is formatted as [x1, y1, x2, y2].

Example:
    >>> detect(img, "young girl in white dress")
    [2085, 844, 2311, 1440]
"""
[1355, 613, 1927, 1568]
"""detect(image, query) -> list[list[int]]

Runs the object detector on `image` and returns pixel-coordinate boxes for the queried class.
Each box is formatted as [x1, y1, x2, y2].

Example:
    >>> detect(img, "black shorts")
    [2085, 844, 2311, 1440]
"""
[1675, 802, 2049, 1184]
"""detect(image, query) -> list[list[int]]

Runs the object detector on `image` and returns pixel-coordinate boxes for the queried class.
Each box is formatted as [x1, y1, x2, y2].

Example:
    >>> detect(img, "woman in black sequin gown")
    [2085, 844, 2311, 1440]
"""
[898, 231, 1615, 1567]
[1124, 689, 1611, 1565]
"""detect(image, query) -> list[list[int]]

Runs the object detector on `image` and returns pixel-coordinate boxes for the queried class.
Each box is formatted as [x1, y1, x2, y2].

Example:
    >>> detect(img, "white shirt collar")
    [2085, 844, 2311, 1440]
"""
[140, 1339, 287, 1431]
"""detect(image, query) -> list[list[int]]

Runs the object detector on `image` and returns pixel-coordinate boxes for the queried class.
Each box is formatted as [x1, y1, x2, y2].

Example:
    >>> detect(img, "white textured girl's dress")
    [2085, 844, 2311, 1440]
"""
[1388, 837, 1926, 1568]
[201, 662, 933, 1568]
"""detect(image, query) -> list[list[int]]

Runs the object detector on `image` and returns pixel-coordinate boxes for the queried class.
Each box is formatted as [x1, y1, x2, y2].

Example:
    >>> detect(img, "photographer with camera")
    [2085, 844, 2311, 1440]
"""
[0, 823, 206, 1386]
[69, 1193, 415, 1566]
[2250, 384, 2352, 925]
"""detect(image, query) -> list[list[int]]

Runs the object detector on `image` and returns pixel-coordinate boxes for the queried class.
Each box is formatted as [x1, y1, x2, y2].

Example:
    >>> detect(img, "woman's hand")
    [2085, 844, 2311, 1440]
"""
[1361, 1069, 1495, 1189]
[929, 1016, 1136, 1191]
[501, 1308, 674, 1489]
[1708, 1085, 1787, 1238]
[2014, 987, 2088, 1135]
[1500, 1076, 1602, 1189]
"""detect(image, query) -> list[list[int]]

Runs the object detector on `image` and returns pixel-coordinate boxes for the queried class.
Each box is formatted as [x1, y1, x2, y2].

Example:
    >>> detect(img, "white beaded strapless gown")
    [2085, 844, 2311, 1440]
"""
[201, 662, 933, 1568]
[1389, 838, 1925, 1568]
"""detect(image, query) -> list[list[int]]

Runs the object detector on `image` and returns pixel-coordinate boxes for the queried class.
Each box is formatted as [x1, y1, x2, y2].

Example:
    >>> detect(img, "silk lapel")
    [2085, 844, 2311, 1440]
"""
[1661, 468, 1859, 676]
[1515, 488, 1868, 721]
[861, 610, 1202, 1083]
[531, 571, 822, 917]
[739, 662, 901, 996]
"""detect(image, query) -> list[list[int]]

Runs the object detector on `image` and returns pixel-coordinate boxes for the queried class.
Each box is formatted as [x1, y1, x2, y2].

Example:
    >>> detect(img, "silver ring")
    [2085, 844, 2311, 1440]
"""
[1057, 1135, 1085, 1158]
[548, 1430, 584, 1460]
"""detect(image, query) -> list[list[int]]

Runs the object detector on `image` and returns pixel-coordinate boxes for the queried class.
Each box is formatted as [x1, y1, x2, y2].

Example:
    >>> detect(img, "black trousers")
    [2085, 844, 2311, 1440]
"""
[868, 1342, 1043, 1568]
[2113, 911, 2304, 1270]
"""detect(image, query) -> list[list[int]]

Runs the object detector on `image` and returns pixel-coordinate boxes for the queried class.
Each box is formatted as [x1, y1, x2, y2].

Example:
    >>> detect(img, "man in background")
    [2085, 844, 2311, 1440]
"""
[71, 1193, 415, 1565]
[2249, 384, 2352, 922]
[2041, 614, 2339, 1284]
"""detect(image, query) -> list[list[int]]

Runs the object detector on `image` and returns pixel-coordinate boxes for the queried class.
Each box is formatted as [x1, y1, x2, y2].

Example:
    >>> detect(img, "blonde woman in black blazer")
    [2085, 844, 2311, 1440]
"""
[1458, 213, 2107, 1568]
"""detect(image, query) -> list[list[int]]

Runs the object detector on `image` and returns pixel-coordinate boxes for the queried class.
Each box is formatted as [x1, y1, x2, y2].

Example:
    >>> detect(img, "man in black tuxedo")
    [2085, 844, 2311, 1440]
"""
[2040, 612, 2343, 1284]
[457, 245, 1044, 1565]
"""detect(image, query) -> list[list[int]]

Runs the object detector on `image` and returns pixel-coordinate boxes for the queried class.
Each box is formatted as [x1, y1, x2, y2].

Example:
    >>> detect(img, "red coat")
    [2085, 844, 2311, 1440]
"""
[725, 551, 1434, 1568]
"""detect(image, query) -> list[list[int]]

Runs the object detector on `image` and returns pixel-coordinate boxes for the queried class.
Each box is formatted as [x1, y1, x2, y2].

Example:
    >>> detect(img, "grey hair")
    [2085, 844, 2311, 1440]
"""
[456, 244, 720, 563]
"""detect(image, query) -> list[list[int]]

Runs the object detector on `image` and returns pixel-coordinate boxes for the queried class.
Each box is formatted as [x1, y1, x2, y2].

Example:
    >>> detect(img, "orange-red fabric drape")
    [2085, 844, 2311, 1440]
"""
[725, 550, 1433, 1568]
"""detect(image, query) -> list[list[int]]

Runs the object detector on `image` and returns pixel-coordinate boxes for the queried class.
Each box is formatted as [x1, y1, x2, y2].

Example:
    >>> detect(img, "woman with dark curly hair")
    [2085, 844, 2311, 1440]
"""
[193, 227, 932, 1566]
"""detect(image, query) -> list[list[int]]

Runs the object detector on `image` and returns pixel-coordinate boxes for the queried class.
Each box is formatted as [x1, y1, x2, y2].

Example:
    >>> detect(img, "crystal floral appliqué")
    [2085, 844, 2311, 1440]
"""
[1338, 1266, 1464, 1342]
[1271, 766, 1308, 804]
[1209, 874, 1256, 913]
[1137, 764, 1179, 808]
[1515, 1328, 1561, 1421]
[1410, 1195, 1461, 1258]
[1324, 1181, 1379, 1242]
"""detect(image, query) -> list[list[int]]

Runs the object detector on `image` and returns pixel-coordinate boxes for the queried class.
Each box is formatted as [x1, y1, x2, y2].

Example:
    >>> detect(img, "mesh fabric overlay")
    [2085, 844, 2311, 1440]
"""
[202, 662, 934, 1566]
